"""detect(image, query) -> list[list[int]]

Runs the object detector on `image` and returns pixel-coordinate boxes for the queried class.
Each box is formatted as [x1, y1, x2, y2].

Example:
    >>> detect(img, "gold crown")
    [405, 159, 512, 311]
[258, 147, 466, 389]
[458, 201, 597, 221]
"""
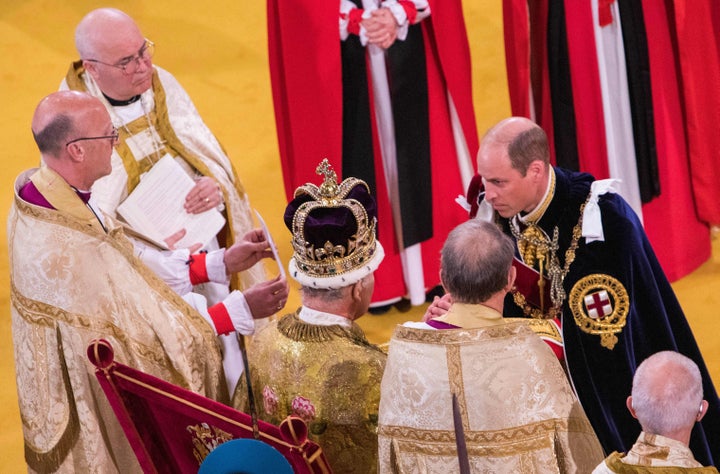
[290, 159, 379, 279]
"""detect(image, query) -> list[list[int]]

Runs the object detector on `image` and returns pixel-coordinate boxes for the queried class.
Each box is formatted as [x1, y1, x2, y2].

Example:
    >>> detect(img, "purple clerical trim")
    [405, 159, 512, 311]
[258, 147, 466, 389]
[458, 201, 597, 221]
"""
[19, 181, 53, 209]
[19, 180, 91, 209]
[426, 319, 459, 330]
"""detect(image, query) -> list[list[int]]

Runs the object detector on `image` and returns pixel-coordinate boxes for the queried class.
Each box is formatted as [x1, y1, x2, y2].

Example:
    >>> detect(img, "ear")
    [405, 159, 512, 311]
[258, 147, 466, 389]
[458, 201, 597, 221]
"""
[506, 266, 517, 292]
[351, 279, 363, 303]
[526, 160, 545, 180]
[82, 60, 100, 81]
[65, 142, 85, 163]
[626, 396, 638, 419]
[698, 400, 709, 422]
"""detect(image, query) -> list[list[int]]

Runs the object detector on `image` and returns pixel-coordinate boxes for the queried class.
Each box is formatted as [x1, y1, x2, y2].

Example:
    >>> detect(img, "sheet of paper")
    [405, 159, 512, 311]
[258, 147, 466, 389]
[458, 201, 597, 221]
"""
[255, 210, 286, 279]
[117, 154, 225, 250]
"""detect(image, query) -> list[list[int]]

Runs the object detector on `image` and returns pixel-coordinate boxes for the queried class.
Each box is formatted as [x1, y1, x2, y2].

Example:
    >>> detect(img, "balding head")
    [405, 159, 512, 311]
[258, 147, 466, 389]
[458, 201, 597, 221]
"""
[480, 117, 549, 176]
[32, 91, 102, 157]
[75, 9, 141, 60]
[440, 220, 515, 304]
[75, 9, 153, 100]
[32, 91, 115, 189]
[475, 117, 551, 218]
[630, 351, 705, 440]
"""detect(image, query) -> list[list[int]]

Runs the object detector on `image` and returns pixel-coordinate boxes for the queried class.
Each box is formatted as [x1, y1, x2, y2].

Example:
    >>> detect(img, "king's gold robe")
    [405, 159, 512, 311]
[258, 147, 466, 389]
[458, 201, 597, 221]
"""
[379, 303, 604, 473]
[243, 310, 386, 474]
[9, 168, 227, 473]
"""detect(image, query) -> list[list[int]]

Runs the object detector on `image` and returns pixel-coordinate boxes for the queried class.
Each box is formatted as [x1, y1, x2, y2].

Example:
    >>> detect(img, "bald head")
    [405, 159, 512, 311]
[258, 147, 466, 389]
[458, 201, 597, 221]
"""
[32, 91, 104, 158]
[440, 220, 515, 304]
[32, 91, 115, 189]
[75, 8, 141, 60]
[75, 9, 153, 100]
[631, 351, 704, 437]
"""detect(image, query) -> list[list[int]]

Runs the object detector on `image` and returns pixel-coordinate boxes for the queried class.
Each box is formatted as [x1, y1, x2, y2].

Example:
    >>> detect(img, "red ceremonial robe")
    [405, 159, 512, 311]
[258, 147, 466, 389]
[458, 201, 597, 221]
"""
[502, 0, 713, 281]
[268, 0, 478, 304]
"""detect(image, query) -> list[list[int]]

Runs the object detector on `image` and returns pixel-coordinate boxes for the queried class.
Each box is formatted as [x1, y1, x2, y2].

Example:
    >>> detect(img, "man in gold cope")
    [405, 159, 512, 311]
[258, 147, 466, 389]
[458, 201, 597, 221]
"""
[245, 161, 386, 474]
[378, 219, 604, 472]
[9, 91, 229, 473]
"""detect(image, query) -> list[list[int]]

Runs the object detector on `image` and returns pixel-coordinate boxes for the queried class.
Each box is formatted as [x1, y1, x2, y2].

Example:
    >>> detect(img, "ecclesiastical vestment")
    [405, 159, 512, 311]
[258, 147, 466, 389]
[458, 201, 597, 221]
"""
[8, 167, 227, 473]
[267, 0, 478, 305]
[379, 303, 604, 473]
[593, 432, 720, 473]
[61, 61, 263, 294]
[475, 166, 720, 464]
[243, 309, 386, 474]
[62, 62, 264, 394]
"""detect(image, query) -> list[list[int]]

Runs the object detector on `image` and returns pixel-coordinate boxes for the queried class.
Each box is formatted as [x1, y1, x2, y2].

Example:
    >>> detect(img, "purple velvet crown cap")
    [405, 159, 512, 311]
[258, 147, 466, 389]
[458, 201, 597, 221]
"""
[284, 182, 378, 255]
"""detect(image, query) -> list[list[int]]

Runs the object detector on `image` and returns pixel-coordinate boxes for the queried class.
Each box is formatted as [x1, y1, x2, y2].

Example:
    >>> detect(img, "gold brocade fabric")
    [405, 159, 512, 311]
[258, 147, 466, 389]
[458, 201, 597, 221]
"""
[242, 312, 386, 474]
[594, 432, 719, 473]
[9, 170, 227, 473]
[378, 311, 604, 474]
[63, 61, 263, 292]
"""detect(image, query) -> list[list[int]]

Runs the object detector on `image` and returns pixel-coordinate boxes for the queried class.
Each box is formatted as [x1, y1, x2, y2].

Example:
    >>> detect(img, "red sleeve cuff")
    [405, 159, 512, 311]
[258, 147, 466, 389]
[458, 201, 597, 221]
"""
[347, 8, 364, 36]
[208, 303, 235, 335]
[188, 252, 209, 286]
[398, 1, 418, 24]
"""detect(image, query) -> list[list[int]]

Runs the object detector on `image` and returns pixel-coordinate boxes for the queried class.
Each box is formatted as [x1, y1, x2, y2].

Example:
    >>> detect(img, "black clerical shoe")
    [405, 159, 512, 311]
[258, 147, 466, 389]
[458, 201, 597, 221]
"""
[368, 304, 393, 315]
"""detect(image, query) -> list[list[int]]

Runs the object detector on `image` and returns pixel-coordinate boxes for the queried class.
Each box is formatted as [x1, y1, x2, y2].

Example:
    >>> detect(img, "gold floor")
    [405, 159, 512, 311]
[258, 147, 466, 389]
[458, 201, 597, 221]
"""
[0, 2, 718, 471]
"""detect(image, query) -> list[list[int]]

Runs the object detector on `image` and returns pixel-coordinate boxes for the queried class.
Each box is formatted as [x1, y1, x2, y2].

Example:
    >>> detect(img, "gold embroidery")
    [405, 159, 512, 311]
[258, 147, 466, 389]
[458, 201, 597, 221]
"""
[568, 274, 629, 350]
[380, 416, 595, 456]
[522, 167, 556, 224]
[187, 423, 234, 465]
[445, 344, 469, 432]
[506, 318, 562, 344]
[392, 321, 533, 344]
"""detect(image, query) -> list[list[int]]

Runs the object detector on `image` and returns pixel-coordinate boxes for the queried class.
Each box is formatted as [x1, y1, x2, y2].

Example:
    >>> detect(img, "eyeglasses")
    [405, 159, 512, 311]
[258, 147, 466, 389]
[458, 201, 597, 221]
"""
[84, 39, 155, 76]
[66, 128, 119, 147]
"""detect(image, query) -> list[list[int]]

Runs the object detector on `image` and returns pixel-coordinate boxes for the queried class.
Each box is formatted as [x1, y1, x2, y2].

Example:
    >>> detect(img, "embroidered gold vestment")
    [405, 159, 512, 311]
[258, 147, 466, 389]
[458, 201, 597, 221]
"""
[378, 308, 604, 473]
[9, 169, 227, 473]
[63, 62, 263, 292]
[242, 311, 387, 474]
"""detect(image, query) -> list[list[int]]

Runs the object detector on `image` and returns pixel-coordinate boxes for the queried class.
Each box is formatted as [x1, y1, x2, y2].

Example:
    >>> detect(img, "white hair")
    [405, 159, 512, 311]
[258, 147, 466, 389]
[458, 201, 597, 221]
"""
[632, 351, 703, 434]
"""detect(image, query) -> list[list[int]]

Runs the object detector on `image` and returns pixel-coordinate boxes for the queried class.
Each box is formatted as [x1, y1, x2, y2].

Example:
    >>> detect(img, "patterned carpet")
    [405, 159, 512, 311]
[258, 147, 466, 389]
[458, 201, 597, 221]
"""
[0, 1, 716, 471]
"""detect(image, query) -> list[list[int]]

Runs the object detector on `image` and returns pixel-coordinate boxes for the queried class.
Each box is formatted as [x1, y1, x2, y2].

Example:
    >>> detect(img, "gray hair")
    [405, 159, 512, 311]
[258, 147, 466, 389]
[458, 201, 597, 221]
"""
[632, 351, 703, 434]
[300, 285, 347, 302]
[32, 114, 75, 157]
[440, 220, 514, 304]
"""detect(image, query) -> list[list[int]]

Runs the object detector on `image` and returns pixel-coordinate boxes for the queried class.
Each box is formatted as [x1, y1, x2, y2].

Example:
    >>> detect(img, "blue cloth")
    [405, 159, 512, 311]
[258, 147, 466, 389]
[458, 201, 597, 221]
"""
[198, 439, 293, 474]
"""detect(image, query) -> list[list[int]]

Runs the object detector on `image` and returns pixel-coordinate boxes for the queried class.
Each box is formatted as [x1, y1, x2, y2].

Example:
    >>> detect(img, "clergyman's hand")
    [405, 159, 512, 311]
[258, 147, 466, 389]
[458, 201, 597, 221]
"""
[184, 176, 223, 214]
[163, 228, 201, 253]
[363, 7, 398, 49]
[422, 294, 453, 322]
[243, 276, 290, 319]
[224, 229, 274, 274]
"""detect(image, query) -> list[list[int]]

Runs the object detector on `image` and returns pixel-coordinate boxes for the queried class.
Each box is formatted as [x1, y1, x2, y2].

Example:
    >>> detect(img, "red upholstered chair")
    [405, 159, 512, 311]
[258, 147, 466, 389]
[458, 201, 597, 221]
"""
[87, 339, 332, 474]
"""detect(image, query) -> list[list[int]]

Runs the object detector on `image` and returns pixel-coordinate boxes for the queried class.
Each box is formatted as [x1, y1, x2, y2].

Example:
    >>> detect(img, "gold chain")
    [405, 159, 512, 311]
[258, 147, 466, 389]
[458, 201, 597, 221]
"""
[511, 198, 589, 319]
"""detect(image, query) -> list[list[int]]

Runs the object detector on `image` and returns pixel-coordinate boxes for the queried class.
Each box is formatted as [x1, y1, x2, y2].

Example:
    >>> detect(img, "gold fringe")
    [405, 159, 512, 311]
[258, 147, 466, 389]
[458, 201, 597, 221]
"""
[277, 311, 376, 350]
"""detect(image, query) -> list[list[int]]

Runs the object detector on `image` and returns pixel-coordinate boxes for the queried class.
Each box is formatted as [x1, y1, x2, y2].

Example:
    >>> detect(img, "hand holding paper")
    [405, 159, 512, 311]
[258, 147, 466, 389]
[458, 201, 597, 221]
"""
[117, 155, 225, 250]
[223, 229, 275, 274]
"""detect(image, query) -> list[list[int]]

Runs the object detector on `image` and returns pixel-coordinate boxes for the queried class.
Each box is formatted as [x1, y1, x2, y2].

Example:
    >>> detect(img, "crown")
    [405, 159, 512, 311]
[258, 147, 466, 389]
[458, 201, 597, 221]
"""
[284, 159, 384, 289]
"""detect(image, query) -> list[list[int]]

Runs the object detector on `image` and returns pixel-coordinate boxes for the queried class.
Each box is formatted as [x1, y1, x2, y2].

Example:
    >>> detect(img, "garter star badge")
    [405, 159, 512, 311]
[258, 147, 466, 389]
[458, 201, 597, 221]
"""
[569, 274, 629, 350]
